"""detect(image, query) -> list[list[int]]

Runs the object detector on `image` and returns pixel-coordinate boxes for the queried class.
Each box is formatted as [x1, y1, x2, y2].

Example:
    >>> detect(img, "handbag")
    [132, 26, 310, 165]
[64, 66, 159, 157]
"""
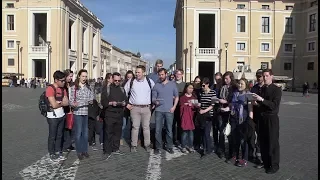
[66, 88, 76, 130]
[223, 114, 231, 136]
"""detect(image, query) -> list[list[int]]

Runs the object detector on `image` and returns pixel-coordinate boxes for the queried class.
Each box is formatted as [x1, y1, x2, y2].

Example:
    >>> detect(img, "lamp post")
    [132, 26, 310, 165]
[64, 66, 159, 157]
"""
[47, 41, 51, 83]
[292, 43, 296, 92]
[16, 41, 20, 79]
[224, 42, 229, 72]
[189, 42, 193, 83]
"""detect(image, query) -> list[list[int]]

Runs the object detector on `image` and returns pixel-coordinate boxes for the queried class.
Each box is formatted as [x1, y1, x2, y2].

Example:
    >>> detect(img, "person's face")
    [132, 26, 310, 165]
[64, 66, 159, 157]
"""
[155, 63, 163, 71]
[186, 85, 194, 94]
[79, 72, 87, 84]
[127, 73, 133, 80]
[135, 68, 143, 79]
[55, 77, 66, 87]
[170, 75, 175, 81]
[175, 71, 183, 81]
[202, 83, 209, 90]
[194, 78, 201, 84]
[224, 75, 231, 85]
[66, 73, 73, 83]
[263, 72, 273, 85]
[256, 74, 263, 84]
[238, 80, 246, 91]
[113, 75, 121, 86]
[158, 71, 167, 82]
[108, 76, 113, 84]
[215, 75, 221, 82]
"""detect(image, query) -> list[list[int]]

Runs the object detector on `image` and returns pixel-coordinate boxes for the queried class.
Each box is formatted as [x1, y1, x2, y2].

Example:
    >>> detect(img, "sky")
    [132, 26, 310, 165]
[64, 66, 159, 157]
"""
[82, 0, 176, 68]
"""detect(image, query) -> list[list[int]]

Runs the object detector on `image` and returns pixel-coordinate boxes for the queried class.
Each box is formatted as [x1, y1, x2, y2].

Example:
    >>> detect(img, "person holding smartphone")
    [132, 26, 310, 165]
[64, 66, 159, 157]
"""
[69, 69, 94, 160]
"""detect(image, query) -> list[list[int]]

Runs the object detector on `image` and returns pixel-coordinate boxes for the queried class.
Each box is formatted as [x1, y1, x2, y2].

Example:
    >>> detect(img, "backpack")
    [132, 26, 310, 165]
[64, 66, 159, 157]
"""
[106, 85, 125, 97]
[39, 85, 64, 117]
[127, 78, 152, 103]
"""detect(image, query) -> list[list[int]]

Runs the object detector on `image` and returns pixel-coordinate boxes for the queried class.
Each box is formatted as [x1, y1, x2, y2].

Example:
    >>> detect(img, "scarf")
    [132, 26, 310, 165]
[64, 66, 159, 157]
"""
[231, 91, 247, 124]
[220, 85, 229, 100]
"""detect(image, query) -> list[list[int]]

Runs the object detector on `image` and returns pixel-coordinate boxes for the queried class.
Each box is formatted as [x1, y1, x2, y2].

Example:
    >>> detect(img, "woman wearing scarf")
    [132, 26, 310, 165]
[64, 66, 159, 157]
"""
[229, 78, 253, 167]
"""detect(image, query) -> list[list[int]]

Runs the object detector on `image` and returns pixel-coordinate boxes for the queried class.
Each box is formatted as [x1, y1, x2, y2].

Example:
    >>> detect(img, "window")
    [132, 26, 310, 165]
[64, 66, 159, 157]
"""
[7, 15, 14, 31]
[237, 4, 245, 9]
[8, 58, 14, 66]
[284, 63, 292, 70]
[262, 5, 270, 9]
[237, 16, 246, 32]
[311, 1, 317, 7]
[236, 42, 246, 51]
[285, 6, 293, 10]
[261, 62, 269, 70]
[285, 17, 293, 34]
[6, 3, 14, 8]
[309, 14, 316, 32]
[262, 17, 270, 33]
[307, 62, 314, 70]
[7, 40, 14, 49]
[308, 42, 315, 51]
[261, 43, 270, 52]
[284, 44, 293, 52]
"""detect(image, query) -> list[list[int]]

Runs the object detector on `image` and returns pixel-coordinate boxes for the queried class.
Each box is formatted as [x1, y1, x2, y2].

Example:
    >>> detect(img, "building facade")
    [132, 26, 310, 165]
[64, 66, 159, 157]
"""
[101, 38, 112, 78]
[2, 0, 103, 82]
[174, 0, 318, 85]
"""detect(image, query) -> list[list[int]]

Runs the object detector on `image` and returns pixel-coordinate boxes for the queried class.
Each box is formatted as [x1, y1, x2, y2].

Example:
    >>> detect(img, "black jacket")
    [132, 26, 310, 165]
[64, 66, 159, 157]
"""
[88, 99, 101, 119]
[101, 84, 128, 117]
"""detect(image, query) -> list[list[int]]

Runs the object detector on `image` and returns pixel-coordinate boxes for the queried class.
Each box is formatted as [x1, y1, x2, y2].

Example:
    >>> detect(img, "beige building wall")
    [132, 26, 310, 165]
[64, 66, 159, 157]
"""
[101, 39, 112, 78]
[174, 0, 318, 85]
[2, 0, 103, 83]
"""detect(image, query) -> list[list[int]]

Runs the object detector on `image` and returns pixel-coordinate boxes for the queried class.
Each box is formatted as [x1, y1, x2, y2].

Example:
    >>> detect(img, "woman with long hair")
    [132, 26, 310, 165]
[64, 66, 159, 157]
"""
[69, 69, 94, 160]
[193, 76, 202, 101]
[62, 69, 75, 152]
[217, 71, 238, 163]
[122, 70, 135, 87]
[103, 73, 113, 87]
[229, 78, 253, 167]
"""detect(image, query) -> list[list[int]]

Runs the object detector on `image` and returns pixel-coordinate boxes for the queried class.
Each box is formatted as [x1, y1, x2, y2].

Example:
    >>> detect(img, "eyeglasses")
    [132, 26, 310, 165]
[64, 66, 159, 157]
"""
[114, 80, 121, 82]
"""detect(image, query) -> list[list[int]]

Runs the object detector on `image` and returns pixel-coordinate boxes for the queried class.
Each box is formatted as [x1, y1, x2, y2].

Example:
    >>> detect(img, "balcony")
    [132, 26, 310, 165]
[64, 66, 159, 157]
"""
[68, 49, 77, 57]
[30, 46, 48, 53]
[82, 53, 89, 61]
[92, 56, 98, 62]
[196, 48, 219, 56]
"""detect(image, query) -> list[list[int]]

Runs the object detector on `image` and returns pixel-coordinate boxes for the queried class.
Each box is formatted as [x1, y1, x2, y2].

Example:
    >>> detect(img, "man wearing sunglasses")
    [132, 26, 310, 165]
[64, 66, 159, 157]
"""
[46, 70, 69, 162]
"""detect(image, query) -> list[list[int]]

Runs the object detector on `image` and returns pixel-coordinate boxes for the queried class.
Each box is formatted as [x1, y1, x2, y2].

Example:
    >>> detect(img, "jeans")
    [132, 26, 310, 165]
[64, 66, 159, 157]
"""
[63, 126, 75, 151]
[121, 116, 131, 140]
[155, 111, 174, 150]
[202, 120, 213, 153]
[74, 115, 89, 154]
[181, 130, 194, 148]
[47, 116, 65, 154]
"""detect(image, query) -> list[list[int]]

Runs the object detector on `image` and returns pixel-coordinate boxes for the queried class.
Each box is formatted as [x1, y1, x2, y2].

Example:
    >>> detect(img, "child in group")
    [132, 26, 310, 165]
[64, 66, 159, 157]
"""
[179, 83, 198, 153]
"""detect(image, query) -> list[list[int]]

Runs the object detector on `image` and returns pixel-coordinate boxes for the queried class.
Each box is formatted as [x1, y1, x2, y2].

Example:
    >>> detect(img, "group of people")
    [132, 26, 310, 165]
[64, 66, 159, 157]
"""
[44, 59, 282, 175]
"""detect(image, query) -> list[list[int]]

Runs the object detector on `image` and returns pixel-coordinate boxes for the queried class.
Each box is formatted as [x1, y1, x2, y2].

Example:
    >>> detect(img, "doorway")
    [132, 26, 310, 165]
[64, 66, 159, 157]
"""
[33, 59, 46, 78]
[198, 62, 215, 83]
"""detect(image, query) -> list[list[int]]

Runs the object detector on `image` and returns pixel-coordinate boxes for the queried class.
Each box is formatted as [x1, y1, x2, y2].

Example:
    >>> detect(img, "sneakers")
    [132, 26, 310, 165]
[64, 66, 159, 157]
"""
[145, 146, 151, 153]
[49, 154, 59, 162]
[100, 143, 104, 150]
[77, 153, 84, 160]
[120, 139, 124, 146]
[181, 148, 187, 153]
[187, 147, 195, 153]
[57, 153, 67, 161]
[154, 149, 160, 155]
[131, 146, 137, 152]
[92, 145, 98, 151]
[112, 150, 124, 155]
[167, 148, 174, 154]
[68, 146, 76, 152]
[82, 152, 90, 158]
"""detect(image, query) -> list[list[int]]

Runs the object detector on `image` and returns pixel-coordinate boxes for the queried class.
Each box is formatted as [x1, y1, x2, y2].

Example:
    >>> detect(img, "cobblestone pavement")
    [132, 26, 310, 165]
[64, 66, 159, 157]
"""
[2, 87, 318, 180]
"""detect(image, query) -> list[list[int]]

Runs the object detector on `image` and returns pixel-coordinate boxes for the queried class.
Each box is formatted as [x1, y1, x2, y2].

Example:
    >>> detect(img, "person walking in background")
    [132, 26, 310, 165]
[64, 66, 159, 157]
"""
[125, 65, 154, 152]
[101, 72, 127, 160]
[148, 59, 164, 83]
[152, 68, 179, 155]
[62, 69, 76, 153]
[179, 83, 197, 153]
[169, 74, 175, 81]
[69, 69, 94, 160]
[302, 82, 309, 97]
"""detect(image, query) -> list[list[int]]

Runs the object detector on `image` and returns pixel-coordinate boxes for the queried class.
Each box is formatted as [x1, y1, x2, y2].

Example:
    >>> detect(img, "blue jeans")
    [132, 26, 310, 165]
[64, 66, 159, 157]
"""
[121, 116, 131, 140]
[181, 130, 194, 148]
[74, 115, 88, 154]
[155, 111, 174, 150]
[47, 116, 65, 154]
[202, 120, 213, 153]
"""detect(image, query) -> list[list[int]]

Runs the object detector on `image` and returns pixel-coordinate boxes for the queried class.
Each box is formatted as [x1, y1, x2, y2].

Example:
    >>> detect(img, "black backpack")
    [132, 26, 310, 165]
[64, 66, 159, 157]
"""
[39, 85, 64, 117]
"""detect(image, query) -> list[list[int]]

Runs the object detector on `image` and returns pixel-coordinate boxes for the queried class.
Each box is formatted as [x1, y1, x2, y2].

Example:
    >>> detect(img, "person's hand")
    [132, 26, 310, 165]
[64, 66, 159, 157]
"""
[252, 94, 263, 101]
[73, 102, 78, 107]
[169, 106, 176, 113]
[252, 101, 258, 106]
[88, 100, 93, 104]
[126, 104, 133, 110]
[219, 99, 227, 104]
[199, 109, 206, 114]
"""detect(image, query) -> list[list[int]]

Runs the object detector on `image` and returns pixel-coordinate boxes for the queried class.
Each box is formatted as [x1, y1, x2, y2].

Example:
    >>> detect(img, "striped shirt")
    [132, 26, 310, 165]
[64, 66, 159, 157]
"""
[69, 85, 94, 115]
[199, 89, 217, 116]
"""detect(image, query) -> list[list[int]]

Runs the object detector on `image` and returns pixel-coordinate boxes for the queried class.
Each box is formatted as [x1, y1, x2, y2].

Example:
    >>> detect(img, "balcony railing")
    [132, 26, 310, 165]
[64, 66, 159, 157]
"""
[30, 46, 48, 53]
[92, 56, 98, 62]
[82, 53, 89, 60]
[196, 48, 219, 56]
[68, 49, 77, 57]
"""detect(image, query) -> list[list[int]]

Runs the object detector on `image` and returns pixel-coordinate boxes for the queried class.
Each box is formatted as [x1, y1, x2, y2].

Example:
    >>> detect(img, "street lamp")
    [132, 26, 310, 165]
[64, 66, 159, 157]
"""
[292, 43, 296, 92]
[47, 41, 51, 83]
[224, 42, 229, 72]
[16, 41, 20, 79]
[189, 42, 193, 83]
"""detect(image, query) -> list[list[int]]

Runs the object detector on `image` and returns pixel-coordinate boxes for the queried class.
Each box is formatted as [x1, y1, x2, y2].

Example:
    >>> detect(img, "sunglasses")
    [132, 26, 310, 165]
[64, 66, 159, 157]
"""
[58, 79, 66, 83]
[114, 80, 121, 82]
[202, 84, 206, 87]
